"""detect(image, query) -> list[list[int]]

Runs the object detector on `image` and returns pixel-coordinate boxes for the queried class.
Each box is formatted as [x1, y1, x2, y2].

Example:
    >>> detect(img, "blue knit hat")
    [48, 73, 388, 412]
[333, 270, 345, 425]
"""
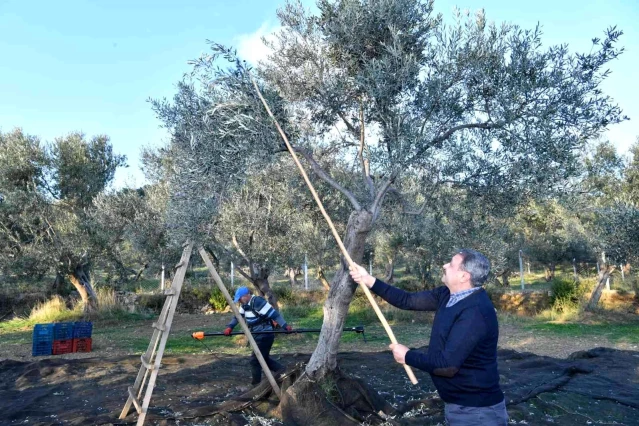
[233, 286, 250, 303]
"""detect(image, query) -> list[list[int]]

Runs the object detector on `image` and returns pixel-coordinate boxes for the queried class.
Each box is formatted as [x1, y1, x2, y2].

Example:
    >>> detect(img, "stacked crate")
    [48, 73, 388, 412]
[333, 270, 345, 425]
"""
[32, 321, 94, 356]
[52, 322, 74, 355]
[32, 324, 54, 356]
[72, 321, 93, 352]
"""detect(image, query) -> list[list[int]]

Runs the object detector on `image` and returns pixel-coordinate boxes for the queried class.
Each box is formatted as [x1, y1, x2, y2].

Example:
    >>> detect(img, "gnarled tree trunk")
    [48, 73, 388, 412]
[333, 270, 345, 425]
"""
[316, 266, 331, 291]
[496, 268, 511, 287]
[251, 264, 279, 310]
[286, 267, 301, 287]
[544, 263, 556, 282]
[234, 261, 280, 309]
[134, 263, 148, 282]
[305, 210, 372, 380]
[50, 272, 65, 296]
[67, 264, 98, 312]
[415, 261, 432, 289]
[384, 255, 395, 283]
[630, 272, 639, 315]
[587, 266, 614, 311]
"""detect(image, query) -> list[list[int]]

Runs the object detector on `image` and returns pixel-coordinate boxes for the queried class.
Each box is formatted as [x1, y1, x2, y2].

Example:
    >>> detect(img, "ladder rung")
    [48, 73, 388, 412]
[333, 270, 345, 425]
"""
[152, 322, 166, 331]
[164, 289, 175, 296]
[141, 355, 157, 371]
[174, 261, 184, 269]
[128, 387, 143, 414]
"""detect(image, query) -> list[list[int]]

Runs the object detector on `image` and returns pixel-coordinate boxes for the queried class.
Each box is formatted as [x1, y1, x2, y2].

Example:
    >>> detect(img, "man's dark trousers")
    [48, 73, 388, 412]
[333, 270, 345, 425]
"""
[250, 334, 283, 385]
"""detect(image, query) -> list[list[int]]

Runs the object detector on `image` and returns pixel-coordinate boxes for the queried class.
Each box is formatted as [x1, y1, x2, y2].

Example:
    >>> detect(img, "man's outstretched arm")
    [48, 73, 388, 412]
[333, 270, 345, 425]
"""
[350, 263, 443, 311]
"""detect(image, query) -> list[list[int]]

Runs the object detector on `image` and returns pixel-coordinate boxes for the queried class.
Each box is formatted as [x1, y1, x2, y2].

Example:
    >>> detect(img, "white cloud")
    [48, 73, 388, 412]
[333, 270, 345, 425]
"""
[235, 22, 281, 65]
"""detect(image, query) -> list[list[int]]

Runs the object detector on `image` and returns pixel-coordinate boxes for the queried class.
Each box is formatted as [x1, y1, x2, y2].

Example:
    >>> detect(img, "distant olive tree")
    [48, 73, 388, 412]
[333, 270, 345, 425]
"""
[0, 129, 126, 311]
[588, 199, 639, 309]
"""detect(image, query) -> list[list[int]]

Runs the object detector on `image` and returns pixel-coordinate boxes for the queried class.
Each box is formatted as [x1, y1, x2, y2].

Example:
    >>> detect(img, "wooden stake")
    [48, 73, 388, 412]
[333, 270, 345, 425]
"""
[251, 78, 418, 385]
[198, 247, 282, 398]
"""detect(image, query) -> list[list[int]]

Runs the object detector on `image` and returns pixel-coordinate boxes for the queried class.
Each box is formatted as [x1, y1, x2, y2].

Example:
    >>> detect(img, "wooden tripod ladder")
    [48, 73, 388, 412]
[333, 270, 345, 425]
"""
[119, 242, 193, 425]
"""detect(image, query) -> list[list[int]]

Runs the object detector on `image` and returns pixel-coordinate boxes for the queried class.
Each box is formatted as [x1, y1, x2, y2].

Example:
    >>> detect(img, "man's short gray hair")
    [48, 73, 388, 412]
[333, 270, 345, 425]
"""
[457, 249, 491, 287]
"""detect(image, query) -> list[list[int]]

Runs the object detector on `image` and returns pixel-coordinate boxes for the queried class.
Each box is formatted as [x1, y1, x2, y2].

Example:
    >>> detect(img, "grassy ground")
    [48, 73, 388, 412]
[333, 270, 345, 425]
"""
[1, 282, 638, 362]
[525, 321, 639, 344]
[1, 260, 637, 361]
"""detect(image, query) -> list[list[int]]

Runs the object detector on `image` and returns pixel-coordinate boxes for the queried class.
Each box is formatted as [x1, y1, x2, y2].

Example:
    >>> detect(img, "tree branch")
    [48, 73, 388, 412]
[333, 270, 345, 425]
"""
[358, 103, 376, 199]
[336, 109, 358, 136]
[408, 120, 504, 166]
[0, 221, 22, 246]
[293, 146, 362, 210]
[404, 202, 428, 216]
[418, 70, 464, 137]
[234, 264, 254, 282]
[310, 86, 359, 137]
[231, 233, 251, 265]
[386, 187, 430, 216]
[213, 243, 255, 283]
[430, 121, 503, 147]
[371, 177, 395, 220]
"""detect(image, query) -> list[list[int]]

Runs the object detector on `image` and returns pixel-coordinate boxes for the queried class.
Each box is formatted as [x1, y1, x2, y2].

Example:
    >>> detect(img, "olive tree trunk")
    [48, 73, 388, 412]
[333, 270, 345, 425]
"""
[286, 267, 300, 287]
[544, 263, 556, 282]
[305, 210, 373, 380]
[316, 266, 331, 290]
[496, 268, 511, 287]
[384, 255, 395, 283]
[67, 264, 98, 312]
[134, 263, 148, 282]
[251, 264, 279, 310]
[415, 261, 432, 289]
[587, 266, 614, 311]
[234, 261, 279, 309]
[50, 272, 65, 296]
[630, 275, 639, 314]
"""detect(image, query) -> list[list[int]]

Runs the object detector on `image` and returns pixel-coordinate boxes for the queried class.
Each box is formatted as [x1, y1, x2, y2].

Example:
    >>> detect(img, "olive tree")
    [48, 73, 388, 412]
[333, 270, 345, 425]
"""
[622, 138, 639, 204]
[518, 199, 594, 281]
[88, 183, 175, 285]
[155, 0, 625, 385]
[0, 129, 126, 311]
[211, 160, 315, 307]
[588, 199, 639, 309]
[258, 0, 626, 379]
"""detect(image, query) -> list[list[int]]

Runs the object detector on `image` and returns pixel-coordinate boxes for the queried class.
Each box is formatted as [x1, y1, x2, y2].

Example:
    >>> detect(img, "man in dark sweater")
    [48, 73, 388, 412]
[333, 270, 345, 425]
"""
[350, 249, 508, 425]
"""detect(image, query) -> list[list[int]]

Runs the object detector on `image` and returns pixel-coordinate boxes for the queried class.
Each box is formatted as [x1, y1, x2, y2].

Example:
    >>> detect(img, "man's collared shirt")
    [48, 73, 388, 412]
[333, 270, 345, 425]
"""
[446, 287, 482, 307]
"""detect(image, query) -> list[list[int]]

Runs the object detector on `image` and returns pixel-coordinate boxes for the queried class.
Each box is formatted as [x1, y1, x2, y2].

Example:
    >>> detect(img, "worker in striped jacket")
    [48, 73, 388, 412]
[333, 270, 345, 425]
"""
[224, 286, 293, 385]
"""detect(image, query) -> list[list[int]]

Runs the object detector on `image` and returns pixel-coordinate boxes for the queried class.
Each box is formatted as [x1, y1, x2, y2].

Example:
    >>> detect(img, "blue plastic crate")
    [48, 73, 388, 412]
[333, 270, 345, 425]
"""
[32, 324, 54, 356]
[33, 323, 54, 339]
[32, 340, 52, 356]
[72, 321, 93, 338]
[53, 322, 74, 340]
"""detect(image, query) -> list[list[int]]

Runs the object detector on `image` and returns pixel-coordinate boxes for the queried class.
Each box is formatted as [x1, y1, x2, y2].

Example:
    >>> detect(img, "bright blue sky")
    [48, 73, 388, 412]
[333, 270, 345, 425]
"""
[1, 0, 637, 188]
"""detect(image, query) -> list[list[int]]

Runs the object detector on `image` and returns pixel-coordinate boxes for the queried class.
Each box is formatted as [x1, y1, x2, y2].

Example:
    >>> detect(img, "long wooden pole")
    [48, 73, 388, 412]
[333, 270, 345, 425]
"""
[250, 78, 418, 385]
[198, 247, 282, 398]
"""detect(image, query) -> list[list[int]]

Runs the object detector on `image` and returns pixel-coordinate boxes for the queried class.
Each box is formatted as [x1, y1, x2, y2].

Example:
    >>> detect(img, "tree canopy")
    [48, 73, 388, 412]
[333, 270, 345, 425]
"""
[151, 0, 627, 380]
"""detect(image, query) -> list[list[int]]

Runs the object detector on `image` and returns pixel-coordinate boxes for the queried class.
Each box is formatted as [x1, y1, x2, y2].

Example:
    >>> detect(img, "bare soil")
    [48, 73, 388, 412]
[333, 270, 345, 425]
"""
[1, 314, 638, 425]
